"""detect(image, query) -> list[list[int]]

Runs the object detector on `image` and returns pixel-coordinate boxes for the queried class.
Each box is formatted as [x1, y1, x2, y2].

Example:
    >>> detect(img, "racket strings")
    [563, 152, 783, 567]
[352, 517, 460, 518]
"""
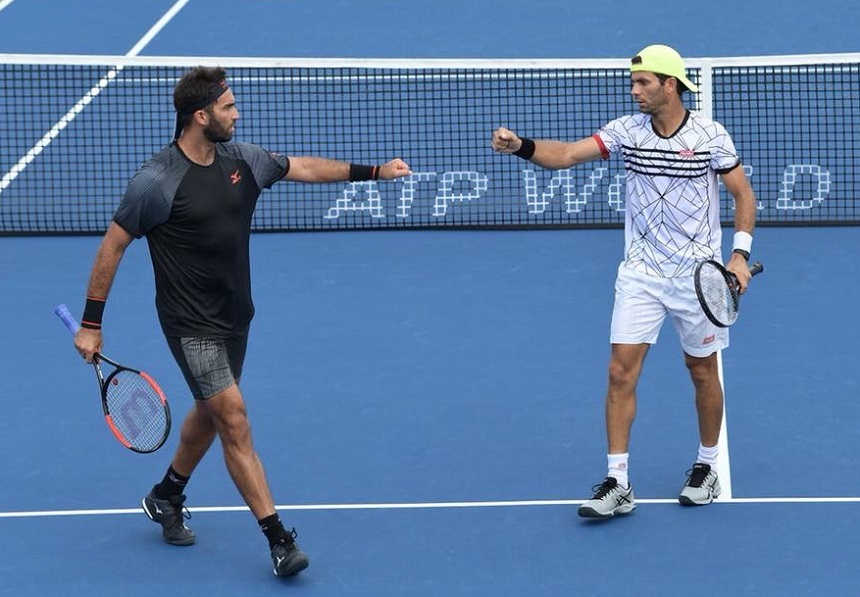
[699, 264, 739, 326]
[105, 370, 168, 451]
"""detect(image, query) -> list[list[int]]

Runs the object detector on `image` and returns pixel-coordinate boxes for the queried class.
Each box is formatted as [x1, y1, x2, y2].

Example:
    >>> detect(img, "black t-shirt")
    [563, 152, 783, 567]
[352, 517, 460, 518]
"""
[113, 142, 289, 337]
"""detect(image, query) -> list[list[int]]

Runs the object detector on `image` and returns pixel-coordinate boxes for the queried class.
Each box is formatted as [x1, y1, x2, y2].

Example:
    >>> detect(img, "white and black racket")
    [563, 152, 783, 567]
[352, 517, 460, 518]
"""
[55, 304, 171, 453]
[694, 260, 764, 328]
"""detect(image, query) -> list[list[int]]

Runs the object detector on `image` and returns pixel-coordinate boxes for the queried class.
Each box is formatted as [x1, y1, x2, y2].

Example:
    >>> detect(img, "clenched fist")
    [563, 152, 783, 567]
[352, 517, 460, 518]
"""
[491, 127, 523, 154]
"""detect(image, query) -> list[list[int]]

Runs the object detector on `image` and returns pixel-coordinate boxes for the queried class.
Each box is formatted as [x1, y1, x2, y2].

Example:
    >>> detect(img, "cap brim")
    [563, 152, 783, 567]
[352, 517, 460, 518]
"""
[679, 75, 699, 93]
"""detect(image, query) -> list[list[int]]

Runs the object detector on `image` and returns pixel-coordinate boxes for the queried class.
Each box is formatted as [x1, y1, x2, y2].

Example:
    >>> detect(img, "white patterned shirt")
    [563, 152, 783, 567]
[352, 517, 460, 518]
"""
[594, 110, 740, 277]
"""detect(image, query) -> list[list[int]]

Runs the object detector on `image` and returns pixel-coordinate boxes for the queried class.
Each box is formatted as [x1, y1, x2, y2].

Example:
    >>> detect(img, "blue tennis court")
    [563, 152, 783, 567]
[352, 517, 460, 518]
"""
[1, 1, 859, 596]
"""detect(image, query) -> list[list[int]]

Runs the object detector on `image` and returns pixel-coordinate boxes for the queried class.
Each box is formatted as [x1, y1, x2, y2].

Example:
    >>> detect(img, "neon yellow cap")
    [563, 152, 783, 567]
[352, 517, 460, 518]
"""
[630, 44, 698, 93]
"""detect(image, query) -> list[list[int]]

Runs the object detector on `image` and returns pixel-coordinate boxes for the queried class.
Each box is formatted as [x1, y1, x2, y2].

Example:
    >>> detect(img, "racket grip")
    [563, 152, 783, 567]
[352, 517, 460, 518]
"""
[749, 262, 764, 277]
[54, 303, 81, 335]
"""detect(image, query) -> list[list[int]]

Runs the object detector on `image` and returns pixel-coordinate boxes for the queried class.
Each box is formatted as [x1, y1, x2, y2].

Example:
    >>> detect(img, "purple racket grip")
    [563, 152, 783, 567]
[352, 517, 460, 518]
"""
[54, 304, 81, 335]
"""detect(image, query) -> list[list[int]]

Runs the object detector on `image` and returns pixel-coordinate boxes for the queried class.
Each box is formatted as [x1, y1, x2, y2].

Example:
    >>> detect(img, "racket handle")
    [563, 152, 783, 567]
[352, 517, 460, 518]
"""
[749, 261, 764, 277]
[54, 303, 81, 335]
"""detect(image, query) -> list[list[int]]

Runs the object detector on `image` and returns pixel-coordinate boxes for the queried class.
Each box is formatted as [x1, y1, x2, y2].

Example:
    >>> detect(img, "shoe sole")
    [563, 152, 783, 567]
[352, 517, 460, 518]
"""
[678, 492, 720, 506]
[578, 504, 636, 518]
[274, 556, 310, 577]
[678, 483, 722, 507]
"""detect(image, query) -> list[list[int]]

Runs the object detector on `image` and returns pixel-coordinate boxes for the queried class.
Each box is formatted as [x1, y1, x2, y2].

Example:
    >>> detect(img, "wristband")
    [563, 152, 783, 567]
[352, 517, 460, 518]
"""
[732, 248, 750, 261]
[81, 295, 106, 330]
[349, 164, 380, 181]
[513, 138, 536, 160]
[732, 231, 753, 256]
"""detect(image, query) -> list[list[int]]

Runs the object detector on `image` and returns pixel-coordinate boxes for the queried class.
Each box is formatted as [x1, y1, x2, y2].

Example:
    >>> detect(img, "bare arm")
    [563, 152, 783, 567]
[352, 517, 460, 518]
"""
[721, 164, 757, 292]
[491, 127, 604, 169]
[74, 221, 134, 361]
[284, 157, 411, 182]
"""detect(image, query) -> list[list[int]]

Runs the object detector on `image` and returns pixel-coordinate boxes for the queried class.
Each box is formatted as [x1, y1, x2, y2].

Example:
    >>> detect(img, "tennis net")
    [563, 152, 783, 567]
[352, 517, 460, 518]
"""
[1, 53, 858, 234]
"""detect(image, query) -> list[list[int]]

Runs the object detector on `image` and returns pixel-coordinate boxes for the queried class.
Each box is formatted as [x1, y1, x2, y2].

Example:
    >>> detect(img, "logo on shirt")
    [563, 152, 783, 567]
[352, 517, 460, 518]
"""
[230, 169, 241, 185]
[679, 149, 696, 158]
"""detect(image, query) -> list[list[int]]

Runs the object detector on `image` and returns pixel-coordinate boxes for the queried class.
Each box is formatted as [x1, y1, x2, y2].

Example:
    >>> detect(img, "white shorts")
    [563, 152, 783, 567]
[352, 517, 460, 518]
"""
[609, 262, 729, 357]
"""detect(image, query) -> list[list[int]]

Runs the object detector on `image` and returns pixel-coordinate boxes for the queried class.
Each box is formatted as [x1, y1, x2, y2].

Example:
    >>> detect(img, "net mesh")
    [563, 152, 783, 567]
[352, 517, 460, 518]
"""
[714, 62, 860, 224]
[1, 55, 858, 234]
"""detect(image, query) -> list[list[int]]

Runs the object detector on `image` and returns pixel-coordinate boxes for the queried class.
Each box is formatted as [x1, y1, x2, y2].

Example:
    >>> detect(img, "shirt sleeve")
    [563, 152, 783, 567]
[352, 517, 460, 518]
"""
[709, 121, 741, 174]
[594, 116, 632, 158]
[113, 159, 177, 238]
[235, 143, 290, 189]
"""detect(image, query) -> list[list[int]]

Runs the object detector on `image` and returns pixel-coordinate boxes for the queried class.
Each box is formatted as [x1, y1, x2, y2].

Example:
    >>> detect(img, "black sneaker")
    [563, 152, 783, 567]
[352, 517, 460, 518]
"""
[271, 528, 309, 577]
[141, 487, 196, 546]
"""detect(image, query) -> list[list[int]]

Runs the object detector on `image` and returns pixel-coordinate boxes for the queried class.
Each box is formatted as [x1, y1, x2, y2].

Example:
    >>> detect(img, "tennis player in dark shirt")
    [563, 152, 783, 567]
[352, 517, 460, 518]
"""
[73, 65, 411, 577]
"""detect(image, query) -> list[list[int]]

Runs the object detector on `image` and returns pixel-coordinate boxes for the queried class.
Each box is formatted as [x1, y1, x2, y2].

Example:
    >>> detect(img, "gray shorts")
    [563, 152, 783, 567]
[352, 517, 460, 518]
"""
[166, 330, 249, 400]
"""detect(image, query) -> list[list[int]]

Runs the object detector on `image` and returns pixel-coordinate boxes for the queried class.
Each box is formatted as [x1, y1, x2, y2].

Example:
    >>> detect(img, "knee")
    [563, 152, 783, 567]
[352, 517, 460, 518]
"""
[214, 407, 252, 445]
[685, 355, 718, 385]
[607, 359, 637, 390]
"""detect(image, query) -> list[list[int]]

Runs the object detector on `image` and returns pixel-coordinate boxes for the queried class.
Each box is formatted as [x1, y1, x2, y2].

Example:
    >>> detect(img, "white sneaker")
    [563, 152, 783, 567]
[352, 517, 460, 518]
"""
[678, 463, 721, 506]
[578, 477, 636, 518]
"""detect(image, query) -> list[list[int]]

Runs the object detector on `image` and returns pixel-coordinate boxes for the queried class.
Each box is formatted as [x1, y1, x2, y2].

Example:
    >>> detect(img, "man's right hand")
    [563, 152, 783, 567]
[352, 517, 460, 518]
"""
[491, 127, 522, 154]
[74, 328, 103, 363]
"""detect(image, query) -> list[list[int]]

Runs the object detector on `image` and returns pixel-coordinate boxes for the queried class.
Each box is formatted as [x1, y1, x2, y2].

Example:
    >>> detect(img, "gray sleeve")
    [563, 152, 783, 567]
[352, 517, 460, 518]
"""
[234, 142, 290, 189]
[113, 157, 183, 238]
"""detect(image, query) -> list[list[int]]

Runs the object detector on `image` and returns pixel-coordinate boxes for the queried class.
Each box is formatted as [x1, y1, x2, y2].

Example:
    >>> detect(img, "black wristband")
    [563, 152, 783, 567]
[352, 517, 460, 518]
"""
[513, 138, 536, 160]
[732, 248, 751, 261]
[349, 164, 379, 181]
[81, 295, 106, 330]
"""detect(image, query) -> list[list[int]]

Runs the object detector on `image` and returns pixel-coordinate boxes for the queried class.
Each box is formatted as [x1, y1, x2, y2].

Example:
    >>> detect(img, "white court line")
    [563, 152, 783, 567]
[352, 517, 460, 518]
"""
[3, 497, 860, 519]
[0, 0, 191, 195]
[0, 0, 16, 14]
[715, 349, 733, 500]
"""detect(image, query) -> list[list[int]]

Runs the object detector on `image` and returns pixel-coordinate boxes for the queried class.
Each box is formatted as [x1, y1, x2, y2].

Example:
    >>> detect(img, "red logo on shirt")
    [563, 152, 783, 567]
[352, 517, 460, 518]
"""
[230, 169, 241, 185]
[680, 149, 696, 158]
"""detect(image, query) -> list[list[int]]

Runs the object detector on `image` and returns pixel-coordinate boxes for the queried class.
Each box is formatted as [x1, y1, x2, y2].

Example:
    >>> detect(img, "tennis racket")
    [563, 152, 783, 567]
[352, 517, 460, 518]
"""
[694, 260, 764, 328]
[54, 304, 171, 453]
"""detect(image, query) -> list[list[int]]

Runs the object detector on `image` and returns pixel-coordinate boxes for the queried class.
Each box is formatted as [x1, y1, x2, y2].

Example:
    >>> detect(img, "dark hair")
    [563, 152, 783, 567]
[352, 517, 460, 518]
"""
[655, 73, 688, 97]
[173, 66, 228, 130]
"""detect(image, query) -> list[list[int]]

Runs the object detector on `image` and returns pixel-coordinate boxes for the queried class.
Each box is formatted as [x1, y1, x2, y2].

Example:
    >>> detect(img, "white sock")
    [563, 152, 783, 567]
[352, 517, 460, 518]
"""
[697, 443, 719, 468]
[607, 453, 629, 489]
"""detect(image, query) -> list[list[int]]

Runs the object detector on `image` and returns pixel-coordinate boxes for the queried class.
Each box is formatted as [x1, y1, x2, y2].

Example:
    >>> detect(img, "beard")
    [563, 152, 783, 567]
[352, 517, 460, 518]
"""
[203, 118, 234, 143]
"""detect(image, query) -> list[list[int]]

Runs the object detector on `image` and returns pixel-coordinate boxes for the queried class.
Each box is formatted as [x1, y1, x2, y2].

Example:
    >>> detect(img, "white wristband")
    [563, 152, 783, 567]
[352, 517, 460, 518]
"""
[733, 231, 753, 253]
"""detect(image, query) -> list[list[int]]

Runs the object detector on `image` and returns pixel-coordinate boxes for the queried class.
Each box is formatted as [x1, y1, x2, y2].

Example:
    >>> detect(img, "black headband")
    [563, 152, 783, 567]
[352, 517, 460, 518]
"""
[173, 79, 230, 140]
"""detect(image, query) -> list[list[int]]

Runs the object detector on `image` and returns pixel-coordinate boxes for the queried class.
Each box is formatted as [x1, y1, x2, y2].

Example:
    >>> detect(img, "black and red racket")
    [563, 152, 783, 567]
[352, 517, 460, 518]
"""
[55, 304, 171, 453]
